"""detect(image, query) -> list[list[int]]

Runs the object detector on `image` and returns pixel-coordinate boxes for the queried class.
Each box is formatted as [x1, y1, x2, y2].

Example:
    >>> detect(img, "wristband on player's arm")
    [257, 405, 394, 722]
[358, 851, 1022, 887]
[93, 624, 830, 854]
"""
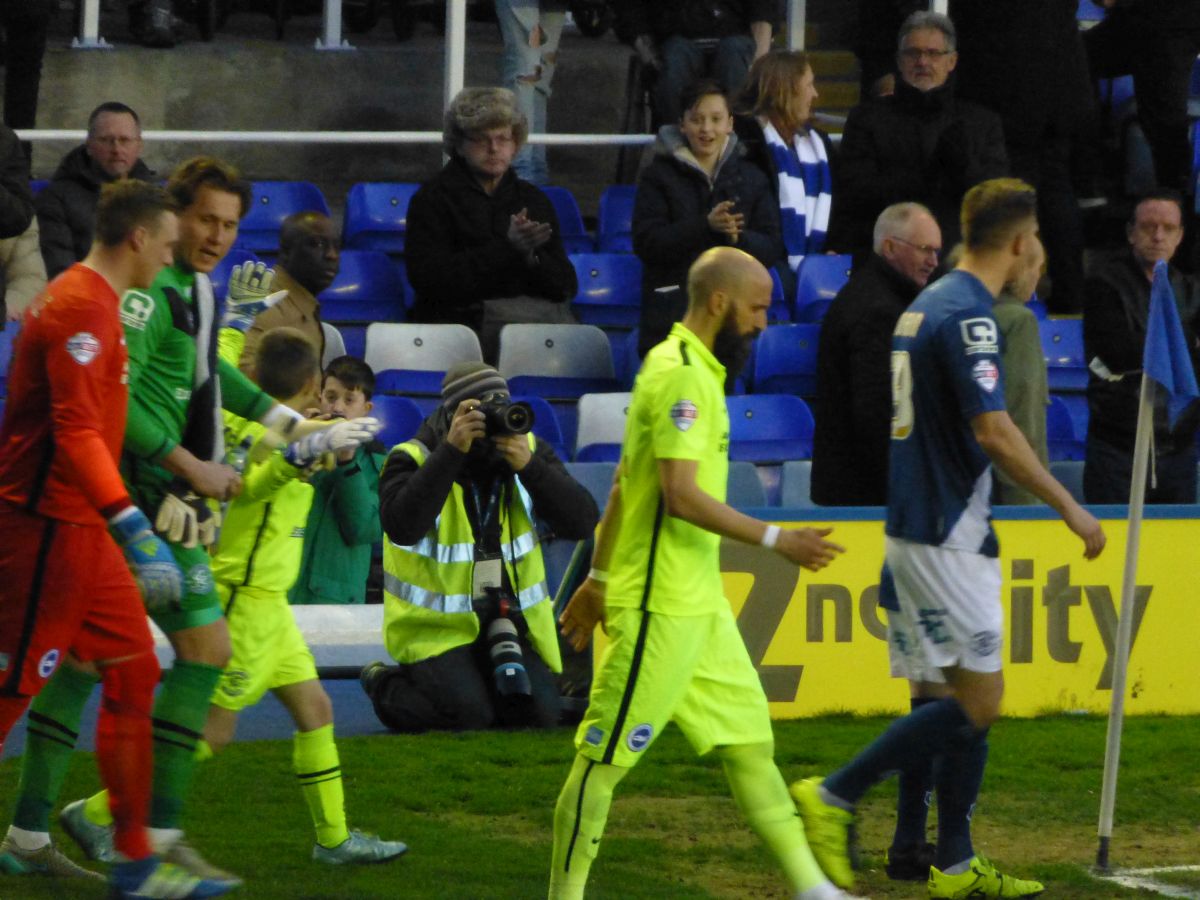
[107, 504, 185, 612]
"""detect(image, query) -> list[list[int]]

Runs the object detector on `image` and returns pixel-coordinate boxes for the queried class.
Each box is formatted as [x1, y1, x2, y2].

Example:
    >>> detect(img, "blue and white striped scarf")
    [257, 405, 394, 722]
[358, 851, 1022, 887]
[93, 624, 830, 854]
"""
[763, 120, 832, 272]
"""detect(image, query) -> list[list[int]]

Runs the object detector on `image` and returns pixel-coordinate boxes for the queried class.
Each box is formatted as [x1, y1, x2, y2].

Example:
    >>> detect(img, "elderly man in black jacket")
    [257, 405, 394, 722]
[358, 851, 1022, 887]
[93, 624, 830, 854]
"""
[36, 102, 154, 279]
[828, 11, 1007, 261]
[406, 87, 577, 363]
[616, 0, 776, 126]
[1084, 189, 1200, 504]
[812, 203, 942, 506]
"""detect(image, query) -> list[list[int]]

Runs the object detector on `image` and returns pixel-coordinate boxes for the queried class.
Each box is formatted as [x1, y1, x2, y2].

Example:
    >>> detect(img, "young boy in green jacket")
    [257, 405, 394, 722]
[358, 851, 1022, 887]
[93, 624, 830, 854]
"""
[289, 356, 388, 606]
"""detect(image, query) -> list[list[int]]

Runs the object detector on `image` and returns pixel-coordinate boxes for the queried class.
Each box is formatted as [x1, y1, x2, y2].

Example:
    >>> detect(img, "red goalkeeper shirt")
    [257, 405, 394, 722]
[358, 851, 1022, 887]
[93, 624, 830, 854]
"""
[0, 264, 132, 526]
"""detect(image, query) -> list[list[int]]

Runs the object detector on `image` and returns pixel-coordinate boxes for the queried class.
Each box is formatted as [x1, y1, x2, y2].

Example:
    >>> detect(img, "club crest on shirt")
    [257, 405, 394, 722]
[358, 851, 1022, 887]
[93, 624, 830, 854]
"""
[120, 291, 155, 331]
[971, 359, 999, 393]
[670, 399, 699, 432]
[38, 648, 61, 679]
[66, 332, 101, 365]
[626, 723, 654, 752]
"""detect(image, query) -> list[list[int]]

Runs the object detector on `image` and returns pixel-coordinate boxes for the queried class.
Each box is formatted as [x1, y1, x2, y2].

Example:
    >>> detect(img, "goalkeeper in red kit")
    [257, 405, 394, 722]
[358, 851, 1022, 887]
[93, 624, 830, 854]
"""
[0, 181, 234, 899]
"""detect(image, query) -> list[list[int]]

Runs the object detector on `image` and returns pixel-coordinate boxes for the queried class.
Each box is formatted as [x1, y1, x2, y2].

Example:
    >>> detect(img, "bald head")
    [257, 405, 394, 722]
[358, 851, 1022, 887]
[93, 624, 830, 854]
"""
[687, 246, 773, 313]
[277, 210, 340, 296]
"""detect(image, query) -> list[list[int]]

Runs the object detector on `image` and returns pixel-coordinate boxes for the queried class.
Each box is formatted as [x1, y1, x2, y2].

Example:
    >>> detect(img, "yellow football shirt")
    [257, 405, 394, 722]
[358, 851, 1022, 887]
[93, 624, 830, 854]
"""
[606, 323, 729, 616]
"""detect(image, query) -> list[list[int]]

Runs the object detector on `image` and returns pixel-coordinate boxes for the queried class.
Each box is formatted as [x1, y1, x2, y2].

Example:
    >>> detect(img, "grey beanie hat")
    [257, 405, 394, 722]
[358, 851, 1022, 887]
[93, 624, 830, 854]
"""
[441, 362, 508, 411]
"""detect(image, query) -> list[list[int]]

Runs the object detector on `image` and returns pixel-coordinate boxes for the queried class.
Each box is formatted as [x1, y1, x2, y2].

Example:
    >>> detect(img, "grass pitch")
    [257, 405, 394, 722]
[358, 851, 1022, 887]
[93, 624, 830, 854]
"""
[1, 714, 1197, 898]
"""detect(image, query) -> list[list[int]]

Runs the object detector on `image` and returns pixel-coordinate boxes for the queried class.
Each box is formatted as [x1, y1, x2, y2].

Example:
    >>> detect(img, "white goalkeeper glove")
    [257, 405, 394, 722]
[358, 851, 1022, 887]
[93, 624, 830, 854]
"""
[221, 261, 289, 332]
[284, 417, 381, 468]
[109, 506, 184, 612]
[155, 483, 221, 549]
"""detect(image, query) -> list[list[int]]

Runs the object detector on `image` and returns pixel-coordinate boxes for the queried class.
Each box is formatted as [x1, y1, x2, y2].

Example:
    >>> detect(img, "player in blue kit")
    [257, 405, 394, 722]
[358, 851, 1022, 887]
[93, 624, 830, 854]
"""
[792, 179, 1107, 899]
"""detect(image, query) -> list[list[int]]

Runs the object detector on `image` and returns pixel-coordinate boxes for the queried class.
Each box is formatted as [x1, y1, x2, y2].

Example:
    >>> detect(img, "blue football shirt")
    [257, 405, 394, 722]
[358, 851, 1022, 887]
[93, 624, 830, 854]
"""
[885, 270, 1008, 557]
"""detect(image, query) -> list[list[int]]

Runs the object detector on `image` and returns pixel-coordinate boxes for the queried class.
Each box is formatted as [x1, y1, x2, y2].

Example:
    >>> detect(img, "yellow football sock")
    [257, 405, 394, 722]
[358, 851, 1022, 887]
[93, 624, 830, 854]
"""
[548, 754, 628, 900]
[717, 742, 829, 893]
[293, 724, 348, 849]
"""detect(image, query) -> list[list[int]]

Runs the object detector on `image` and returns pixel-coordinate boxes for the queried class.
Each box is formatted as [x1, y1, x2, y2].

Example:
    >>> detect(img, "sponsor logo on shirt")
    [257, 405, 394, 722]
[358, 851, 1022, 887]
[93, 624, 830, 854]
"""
[66, 332, 101, 365]
[626, 723, 654, 752]
[174, 387, 192, 401]
[970, 630, 1001, 657]
[960, 317, 999, 355]
[972, 359, 999, 393]
[38, 648, 61, 679]
[120, 291, 155, 331]
[584, 726, 604, 747]
[670, 399, 698, 432]
[219, 669, 249, 698]
[291, 527, 306, 538]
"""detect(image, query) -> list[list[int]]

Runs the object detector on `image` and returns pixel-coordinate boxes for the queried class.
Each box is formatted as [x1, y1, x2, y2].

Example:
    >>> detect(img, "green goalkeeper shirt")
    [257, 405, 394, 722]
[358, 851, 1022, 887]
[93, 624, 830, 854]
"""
[119, 263, 274, 469]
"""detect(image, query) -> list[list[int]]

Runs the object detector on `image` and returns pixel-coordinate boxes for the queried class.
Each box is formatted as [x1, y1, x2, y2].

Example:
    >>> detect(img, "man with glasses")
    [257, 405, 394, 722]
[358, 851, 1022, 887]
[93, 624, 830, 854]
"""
[813, 202, 941, 508]
[827, 11, 1007, 262]
[1083, 188, 1200, 504]
[37, 102, 154, 278]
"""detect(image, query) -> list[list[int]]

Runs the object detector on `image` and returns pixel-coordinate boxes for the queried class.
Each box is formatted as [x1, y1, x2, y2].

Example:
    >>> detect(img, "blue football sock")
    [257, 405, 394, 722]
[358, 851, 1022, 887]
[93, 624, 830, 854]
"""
[824, 697, 974, 806]
[891, 696, 939, 850]
[934, 726, 989, 870]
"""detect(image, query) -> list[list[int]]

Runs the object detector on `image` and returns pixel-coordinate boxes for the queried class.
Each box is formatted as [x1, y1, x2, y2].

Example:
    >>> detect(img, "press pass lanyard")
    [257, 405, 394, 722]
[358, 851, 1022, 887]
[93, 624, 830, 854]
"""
[468, 482, 502, 554]
[469, 483, 505, 599]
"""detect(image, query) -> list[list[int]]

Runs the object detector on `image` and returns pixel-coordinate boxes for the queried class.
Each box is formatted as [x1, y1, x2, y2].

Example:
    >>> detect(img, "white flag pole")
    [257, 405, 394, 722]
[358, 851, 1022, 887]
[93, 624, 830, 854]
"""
[1095, 372, 1155, 871]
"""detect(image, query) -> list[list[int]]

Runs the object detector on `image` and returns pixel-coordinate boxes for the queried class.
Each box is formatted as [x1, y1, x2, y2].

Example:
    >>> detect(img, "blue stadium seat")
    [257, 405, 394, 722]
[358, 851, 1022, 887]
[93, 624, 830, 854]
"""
[753, 323, 821, 397]
[780, 460, 815, 508]
[1050, 460, 1085, 504]
[1076, 0, 1105, 23]
[372, 394, 425, 449]
[1026, 296, 1049, 320]
[1054, 391, 1089, 442]
[499, 324, 620, 399]
[768, 267, 792, 323]
[569, 253, 642, 328]
[365, 323, 482, 397]
[342, 182, 420, 255]
[596, 184, 636, 253]
[1, 322, 22, 393]
[30, 179, 49, 196]
[727, 461, 767, 507]
[208, 248, 259, 302]
[564, 461, 617, 511]
[1047, 395, 1085, 461]
[510, 395, 568, 460]
[541, 186, 592, 255]
[318, 250, 407, 323]
[1040, 318, 1087, 391]
[727, 394, 815, 463]
[235, 181, 331, 254]
[339, 325, 367, 359]
[795, 254, 851, 315]
[574, 392, 631, 461]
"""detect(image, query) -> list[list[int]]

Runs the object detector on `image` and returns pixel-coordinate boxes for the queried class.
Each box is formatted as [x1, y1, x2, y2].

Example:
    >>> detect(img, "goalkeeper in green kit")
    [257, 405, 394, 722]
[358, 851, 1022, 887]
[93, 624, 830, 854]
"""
[6, 157, 338, 890]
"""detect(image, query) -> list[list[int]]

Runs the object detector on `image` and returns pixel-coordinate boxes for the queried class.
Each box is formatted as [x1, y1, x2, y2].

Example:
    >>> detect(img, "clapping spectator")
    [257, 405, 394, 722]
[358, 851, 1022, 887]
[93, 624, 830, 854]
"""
[633, 79, 782, 358]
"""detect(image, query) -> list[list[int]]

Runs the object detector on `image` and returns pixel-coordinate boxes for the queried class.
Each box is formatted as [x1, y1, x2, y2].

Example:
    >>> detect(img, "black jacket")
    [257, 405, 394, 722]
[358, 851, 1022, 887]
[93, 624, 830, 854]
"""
[35, 144, 155, 279]
[811, 254, 921, 506]
[614, 0, 778, 43]
[379, 412, 599, 549]
[633, 128, 782, 355]
[826, 78, 1008, 260]
[1084, 253, 1200, 453]
[388, 156, 578, 329]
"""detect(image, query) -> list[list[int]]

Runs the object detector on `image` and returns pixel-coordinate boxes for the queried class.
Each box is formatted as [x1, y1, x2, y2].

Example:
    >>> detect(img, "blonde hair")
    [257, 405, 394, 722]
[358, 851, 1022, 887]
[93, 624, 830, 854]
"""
[961, 178, 1038, 252]
[442, 87, 529, 157]
[739, 51, 813, 135]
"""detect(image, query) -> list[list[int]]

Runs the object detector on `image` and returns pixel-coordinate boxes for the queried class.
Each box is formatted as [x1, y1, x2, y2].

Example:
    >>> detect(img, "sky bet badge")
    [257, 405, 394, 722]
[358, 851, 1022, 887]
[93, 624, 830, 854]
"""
[670, 399, 698, 432]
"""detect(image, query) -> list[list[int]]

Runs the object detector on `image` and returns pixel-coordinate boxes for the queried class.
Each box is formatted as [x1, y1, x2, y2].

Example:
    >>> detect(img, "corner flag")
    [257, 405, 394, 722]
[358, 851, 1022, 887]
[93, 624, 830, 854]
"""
[1145, 260, 1200, 427]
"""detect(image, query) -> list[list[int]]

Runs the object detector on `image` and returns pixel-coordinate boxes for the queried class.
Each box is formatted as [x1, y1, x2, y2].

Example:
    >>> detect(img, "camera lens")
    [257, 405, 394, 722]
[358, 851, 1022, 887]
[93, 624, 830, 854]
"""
[486, 616, 533, 697]
[502, 401, 534, 435]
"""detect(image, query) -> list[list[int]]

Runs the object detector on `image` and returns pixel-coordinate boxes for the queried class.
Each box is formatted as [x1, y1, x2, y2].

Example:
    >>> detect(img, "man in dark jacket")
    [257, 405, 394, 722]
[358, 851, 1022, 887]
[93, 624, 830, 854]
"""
[1084, 189, 1200, 504]
[1084, 0, 1200, 197]
[405, 87, 577, 363]
[615, 0, 775, 126]
[36, 102, 155, 279]
[828, 11, 1007, 262]
[363, 362, 599, 733]
[0, 122, 35, 324]
[812, 203, 941, 506]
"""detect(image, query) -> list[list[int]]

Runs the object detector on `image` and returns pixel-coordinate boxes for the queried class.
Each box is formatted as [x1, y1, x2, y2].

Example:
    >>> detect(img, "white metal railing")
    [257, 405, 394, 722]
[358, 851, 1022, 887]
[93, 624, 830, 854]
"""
[13, 129, 657, 146]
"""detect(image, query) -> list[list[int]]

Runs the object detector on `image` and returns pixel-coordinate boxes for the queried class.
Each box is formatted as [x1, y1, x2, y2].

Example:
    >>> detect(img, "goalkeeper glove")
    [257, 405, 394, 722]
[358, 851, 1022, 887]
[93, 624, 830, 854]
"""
[155, 482, 221, 549]
[221, 261, 288, 332]
[109, 506, 184, 612]
[284, 417, 382, 468]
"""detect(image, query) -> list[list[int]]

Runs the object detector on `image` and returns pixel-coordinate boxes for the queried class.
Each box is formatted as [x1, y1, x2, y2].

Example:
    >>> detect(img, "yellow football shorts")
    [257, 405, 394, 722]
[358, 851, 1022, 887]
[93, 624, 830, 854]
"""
[575, 601, 772, 767]
[212, 583, 318, 712]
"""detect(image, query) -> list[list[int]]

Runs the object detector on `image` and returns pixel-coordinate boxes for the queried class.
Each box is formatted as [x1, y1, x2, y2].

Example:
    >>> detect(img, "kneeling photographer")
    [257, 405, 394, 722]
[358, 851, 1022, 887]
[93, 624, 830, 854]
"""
[362, 362, 600, 732]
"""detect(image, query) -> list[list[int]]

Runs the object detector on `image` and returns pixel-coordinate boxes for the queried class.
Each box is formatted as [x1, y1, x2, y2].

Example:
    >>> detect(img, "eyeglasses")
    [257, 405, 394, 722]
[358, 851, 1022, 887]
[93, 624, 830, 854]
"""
[89, 135, 140, 148]
[899, 47, 953, 62]
[890, 236, 942, 257]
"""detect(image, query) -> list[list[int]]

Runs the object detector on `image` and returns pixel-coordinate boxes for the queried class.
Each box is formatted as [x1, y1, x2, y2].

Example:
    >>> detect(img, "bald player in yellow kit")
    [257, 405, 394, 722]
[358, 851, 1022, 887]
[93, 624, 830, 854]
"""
[549, 247, 861, 900]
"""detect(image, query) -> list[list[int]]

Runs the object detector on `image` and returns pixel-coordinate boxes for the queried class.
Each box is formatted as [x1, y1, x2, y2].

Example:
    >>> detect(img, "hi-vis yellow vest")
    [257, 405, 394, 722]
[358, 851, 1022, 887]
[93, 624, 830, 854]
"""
[382, 438, 562, 673]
